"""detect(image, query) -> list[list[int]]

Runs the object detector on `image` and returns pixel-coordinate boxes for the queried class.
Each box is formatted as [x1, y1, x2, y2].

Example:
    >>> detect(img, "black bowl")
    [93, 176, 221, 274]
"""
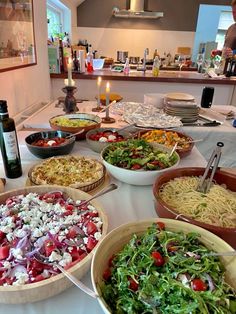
[25, 131, 76, 159]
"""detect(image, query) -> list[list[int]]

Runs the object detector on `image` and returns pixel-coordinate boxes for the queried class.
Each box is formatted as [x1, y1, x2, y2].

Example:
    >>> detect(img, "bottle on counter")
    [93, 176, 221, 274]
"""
[73, 50, 79, 72]
[123, 57, 130, 75]
[0, 100, 22, 178]
[152, 56, 160, 77]
[153, 49, 160, 59]
[86, 44, 94, 73]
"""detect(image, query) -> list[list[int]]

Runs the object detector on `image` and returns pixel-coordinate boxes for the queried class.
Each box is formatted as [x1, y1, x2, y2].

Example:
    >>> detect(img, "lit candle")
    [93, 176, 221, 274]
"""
[105, 82, 110, 118]
[67, 57, 72, 86]
[97, 76, 102, 108]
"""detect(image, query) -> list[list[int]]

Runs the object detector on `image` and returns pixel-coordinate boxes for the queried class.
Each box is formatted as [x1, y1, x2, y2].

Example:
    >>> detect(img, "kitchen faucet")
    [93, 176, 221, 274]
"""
[137, 48, 149, 72]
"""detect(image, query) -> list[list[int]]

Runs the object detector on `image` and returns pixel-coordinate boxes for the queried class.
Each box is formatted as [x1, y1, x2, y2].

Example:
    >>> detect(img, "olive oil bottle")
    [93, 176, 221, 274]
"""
[0, 100, 22, 178]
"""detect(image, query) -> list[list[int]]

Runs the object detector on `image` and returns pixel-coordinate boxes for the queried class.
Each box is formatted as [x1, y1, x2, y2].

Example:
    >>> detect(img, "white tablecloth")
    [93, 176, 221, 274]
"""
[0, 127, 207, 313]
[20, 101, 236, 168]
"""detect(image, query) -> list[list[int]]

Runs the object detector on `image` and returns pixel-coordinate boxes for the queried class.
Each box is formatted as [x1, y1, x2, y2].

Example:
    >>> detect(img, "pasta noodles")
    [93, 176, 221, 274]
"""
[159, 176, 236, 228]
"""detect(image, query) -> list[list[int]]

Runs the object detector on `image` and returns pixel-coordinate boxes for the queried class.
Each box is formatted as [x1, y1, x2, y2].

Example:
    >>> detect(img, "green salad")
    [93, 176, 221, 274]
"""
[102, 139, 178, 170]
[102, 223, 236, 314]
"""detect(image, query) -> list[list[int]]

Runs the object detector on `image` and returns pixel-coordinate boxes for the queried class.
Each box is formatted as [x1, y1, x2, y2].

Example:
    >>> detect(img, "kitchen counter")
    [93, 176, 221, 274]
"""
[50, 69, 236, 106]
[50, 69, 236, 85]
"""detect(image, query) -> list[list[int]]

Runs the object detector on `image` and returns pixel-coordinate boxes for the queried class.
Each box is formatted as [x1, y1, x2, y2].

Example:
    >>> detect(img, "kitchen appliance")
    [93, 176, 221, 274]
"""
[129, 56, 140, 64]
[117, 51, 128, 63]
[112, 0, 164, 19]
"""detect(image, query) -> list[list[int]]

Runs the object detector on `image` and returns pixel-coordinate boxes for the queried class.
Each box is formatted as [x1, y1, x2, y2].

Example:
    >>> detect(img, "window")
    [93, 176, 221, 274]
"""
[47, 0, 71, 40]
[216, 10, 234, 49]
[47, 3, 63, 39]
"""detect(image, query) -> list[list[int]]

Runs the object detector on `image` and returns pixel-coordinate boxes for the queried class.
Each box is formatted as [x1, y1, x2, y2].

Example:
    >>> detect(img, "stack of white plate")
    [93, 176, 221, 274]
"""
[164, 92, 199, 123]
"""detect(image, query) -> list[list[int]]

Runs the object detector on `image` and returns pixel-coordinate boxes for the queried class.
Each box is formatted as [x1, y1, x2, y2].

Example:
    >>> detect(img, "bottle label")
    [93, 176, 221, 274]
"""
[3, 131, 19, 160]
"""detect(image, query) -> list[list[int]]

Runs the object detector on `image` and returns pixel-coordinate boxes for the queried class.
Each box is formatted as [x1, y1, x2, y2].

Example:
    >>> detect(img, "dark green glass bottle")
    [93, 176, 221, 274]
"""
[0, 100, 22, 178]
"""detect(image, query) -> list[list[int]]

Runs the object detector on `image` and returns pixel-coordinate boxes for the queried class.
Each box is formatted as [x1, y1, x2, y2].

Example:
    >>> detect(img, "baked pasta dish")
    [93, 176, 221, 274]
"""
[29, 156, 105, 188]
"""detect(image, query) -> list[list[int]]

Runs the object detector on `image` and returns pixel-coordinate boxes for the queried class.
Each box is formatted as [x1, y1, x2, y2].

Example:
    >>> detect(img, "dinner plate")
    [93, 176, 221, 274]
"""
[165, 92, 195, 101]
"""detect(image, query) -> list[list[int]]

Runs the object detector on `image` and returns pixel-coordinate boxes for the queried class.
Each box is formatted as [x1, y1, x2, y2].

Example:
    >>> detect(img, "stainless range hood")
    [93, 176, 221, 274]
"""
[113, 0, 164, 19]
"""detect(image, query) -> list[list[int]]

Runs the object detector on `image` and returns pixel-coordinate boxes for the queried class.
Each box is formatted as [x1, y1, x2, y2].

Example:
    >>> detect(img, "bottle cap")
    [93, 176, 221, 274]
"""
[0, 100, 7, 113]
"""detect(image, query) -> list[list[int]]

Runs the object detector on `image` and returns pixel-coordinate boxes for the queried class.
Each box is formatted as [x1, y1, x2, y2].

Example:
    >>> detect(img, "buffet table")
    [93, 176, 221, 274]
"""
[19, 100, 236, 167]
[0, 119, 207, 312]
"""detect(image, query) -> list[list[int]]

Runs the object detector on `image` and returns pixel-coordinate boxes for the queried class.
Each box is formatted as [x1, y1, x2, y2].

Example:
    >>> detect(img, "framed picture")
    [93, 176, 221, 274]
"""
[0, 0, 36, 72]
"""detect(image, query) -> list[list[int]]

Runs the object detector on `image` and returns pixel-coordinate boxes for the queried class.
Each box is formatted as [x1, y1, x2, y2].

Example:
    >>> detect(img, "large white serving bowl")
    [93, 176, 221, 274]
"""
[100, 143, 180, 185]
[0, 185, 108, 304]
[91, 218, 236, 314]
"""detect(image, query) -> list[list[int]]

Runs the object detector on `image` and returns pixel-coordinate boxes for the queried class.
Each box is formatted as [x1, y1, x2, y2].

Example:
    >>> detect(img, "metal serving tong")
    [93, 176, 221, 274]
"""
[197, 142, 224, 194]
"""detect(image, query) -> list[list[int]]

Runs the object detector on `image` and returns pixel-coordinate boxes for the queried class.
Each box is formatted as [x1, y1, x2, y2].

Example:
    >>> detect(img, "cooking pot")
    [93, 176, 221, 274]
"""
[129, 56, 140, 64]
[117, 51, 128, 63]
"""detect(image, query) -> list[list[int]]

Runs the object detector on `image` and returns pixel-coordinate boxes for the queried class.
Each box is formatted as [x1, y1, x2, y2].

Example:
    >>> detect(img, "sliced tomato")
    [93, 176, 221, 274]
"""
[30, 259, 44, 274]
[86, 222, 97, 235]
[70, 247, 80, 261]
[0, 231, 6, 241]
[33, 274, 45, 282]
[0, 278, 5, 286]
[44, 240, 56, 257]
[128, 277, 139, 291]
[67, 226, 78, 239]
[86, 237, 98, 252]
[64, 253, 87, 270]
[5, 277, 14, 285]
[65, 204, 74, 211]
[0, 245, 10, 260]
[191, 278, 207, 291]
[86, 212, 98, 218]
[151, 251, 165, 267]
[103, 268, 112, 281]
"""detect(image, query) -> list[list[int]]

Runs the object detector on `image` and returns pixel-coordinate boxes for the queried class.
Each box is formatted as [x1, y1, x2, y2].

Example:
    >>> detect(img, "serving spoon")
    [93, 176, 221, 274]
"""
[34, 253, 98, 298]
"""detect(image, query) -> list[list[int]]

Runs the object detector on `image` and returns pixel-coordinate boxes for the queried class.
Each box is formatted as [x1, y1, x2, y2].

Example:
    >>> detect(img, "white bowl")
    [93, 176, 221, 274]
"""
[91, 219, 236, 314]
[101, 143, 180, 185]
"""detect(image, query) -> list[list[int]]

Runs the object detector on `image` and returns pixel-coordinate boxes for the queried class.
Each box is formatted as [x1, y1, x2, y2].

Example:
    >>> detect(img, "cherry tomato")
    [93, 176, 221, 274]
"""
[128, 277, 139, 291]
[131, 164, 142, 170]
[156, 221, 165, 230]
[151, 251, 165, 266]
[103, 268, 112, 281]
[191, 278, 207, 291]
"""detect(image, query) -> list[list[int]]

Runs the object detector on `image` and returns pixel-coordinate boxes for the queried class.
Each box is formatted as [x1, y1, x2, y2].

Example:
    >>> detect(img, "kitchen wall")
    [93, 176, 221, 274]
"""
[0, 0, 51, 117]
[75, 0, 232, 59]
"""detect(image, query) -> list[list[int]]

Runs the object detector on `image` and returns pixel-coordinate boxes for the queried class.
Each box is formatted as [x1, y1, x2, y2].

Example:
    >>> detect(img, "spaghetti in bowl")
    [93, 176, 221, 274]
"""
[153, 167, 236, 249]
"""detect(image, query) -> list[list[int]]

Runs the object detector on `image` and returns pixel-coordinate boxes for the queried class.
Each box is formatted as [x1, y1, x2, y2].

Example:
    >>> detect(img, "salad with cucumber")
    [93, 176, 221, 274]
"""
[102, 139, 178, 170]
[102, 223, 236, 313]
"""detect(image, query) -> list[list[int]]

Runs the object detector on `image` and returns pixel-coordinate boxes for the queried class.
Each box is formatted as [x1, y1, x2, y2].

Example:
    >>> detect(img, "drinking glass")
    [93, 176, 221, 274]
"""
[196, 53, 204, 72]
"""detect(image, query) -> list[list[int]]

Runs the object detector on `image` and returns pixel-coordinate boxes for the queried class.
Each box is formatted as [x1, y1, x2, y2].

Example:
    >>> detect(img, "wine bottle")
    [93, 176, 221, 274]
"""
[0, 100, 22, 178]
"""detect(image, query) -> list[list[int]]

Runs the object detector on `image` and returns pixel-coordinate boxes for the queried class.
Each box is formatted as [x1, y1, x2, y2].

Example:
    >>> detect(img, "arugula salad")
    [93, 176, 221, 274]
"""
[102, 139, 178, 170]
[102, 223, 236, 314]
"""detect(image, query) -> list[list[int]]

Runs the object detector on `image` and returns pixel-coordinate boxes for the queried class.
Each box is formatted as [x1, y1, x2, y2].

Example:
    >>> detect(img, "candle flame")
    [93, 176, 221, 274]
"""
[106, 82, 110, 93]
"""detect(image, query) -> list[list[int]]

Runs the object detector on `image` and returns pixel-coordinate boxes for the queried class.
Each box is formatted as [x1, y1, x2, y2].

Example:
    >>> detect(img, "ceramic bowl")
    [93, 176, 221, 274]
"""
[101, 142, 180, 185]
[49, 113, 102, 140]
[25, 130, 76, 159]
[86, 128, 130, 153]
[91, 218, 236, 314]
[0, 185, 108, 304]
[136, 129, 194, 158]
[153, 167, 236, 249]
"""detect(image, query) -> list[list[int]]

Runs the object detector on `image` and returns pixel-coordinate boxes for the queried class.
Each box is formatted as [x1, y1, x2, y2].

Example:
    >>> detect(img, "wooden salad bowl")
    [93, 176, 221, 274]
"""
[91, 219, 236, 314]
[153, 167, 236, 249]
[0, 185, 108, 304]
[135, 129, 194, 158]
